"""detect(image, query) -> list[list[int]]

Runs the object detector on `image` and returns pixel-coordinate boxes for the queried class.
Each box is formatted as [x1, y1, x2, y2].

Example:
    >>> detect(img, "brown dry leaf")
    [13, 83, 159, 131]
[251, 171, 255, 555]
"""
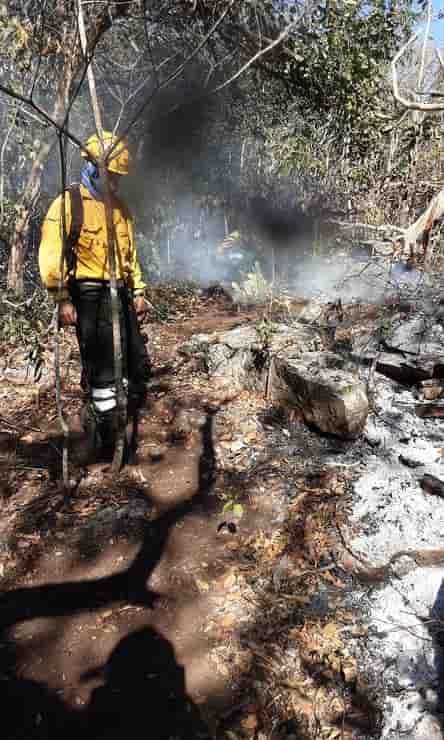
[217, 661, 230, 677]
[195, 578, 210, 592]
[226, 540, 241, 551]
[221, 613, 236, 629]
[326, 730, 341, 740]
[222, 569, 238, 589]
[289, 594, 311, 606]
[323, 622, 341, 644]
[342, 657, 358, 683]
[241, 713, 259, 731]
[322, 570, 346, 588]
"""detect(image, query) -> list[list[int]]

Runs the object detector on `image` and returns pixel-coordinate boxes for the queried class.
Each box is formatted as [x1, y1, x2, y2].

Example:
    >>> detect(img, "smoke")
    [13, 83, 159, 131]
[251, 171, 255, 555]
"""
[77, 65, 423, 307]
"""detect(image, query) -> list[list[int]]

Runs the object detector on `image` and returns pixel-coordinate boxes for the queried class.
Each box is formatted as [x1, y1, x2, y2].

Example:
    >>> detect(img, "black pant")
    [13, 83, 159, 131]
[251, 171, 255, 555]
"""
[70, 281, 150, 391]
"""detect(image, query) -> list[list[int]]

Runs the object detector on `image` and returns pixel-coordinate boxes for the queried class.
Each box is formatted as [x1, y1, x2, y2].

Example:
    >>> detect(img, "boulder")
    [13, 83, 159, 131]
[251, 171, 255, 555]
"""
[347, 311, 444, 384]
[181, 322, 368, 438]
[270, 351, 369, 438]
[179, 322, 323, 390]
[384, 313, 444, 356]
[375, 352, 438, 384]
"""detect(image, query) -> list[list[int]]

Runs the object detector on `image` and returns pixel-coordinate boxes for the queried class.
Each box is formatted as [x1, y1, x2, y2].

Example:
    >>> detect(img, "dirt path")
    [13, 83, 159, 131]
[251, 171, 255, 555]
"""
[0, 289, 371, 740]
[0, 293, 263, 739]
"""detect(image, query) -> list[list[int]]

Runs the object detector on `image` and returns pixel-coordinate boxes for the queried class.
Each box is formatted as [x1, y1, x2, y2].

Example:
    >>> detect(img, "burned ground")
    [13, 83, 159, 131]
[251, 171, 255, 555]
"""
[2, 281, 444, 739]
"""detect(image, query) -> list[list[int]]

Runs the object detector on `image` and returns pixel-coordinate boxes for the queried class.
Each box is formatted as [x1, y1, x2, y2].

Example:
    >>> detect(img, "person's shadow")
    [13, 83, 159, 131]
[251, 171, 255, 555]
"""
[0, 499, 213, 739]
[1, 626, 210, 740]
[84, 627, 209, 740]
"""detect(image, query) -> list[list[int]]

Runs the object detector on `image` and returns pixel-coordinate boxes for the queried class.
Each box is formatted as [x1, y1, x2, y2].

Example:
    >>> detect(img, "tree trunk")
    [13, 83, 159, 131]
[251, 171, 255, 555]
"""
[6, 138, 53, 293]
[404, 186, 444, 262]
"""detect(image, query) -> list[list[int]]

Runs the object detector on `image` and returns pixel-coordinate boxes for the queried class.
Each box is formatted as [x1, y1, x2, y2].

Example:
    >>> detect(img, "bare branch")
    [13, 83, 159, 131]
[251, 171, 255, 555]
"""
[55, 132, 70, 490]
[107, 0, 236, 159]
[77, 0, 126, 473]
[0, 81, 87, 153]
[392, 28, 444, 112]
[209, 18, 302, 96]
[418, 0, 433, 93]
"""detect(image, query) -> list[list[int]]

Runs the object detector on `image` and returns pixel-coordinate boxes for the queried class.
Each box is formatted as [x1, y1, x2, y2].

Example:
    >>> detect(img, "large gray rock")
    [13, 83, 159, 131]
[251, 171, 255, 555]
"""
[348, 311, 444, 384]
[179, 322, 323, 390]
[385, 313, 444, 356]
[270, 351, 369, 438]
[375, 352, 441, 384]
[181, 322, 368, 437]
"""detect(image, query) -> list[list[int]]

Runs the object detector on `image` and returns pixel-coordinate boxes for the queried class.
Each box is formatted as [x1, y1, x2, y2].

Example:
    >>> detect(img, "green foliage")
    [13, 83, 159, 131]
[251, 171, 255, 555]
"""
[222, 500, 244, 518]
[0, 289, 51, 378]
[231, 262, 270, 304]
[256, 317, 275, 350]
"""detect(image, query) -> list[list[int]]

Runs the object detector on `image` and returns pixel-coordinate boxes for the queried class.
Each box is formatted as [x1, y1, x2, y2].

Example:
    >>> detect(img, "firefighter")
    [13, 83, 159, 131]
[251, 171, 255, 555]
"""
[39, 131, 150, 455]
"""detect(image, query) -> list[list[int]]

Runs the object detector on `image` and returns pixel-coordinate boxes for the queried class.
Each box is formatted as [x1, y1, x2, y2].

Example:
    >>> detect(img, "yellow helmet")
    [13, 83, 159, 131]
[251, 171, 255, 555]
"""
[81, 131, 129, 175]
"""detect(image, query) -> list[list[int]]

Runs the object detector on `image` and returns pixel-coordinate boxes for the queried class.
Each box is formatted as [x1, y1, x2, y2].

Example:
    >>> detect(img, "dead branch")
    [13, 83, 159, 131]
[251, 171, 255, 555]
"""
[55, 133, 70, 489]
[208, 18, 301, 96]
[108, 0, 236, 157]
[77, 0, 126, 473]
[403, 187, 444, 260]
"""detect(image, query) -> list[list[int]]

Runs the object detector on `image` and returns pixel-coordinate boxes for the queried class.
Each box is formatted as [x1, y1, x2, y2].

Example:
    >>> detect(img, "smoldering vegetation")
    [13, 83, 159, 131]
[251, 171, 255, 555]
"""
[3, 36, 415, 308]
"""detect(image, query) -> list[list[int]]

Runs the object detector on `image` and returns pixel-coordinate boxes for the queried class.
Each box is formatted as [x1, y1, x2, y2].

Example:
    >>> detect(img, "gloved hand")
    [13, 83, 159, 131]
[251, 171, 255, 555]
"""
[58, 300, 77, 326]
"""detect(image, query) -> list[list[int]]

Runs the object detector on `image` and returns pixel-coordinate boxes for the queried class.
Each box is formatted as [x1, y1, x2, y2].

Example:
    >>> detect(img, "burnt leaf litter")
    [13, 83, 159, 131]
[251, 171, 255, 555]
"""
[1, 282, 444, 739]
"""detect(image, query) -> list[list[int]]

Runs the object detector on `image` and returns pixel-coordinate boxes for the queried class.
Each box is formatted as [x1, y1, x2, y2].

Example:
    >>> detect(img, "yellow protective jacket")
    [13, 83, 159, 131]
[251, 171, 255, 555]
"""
[39, 185, 146, 298]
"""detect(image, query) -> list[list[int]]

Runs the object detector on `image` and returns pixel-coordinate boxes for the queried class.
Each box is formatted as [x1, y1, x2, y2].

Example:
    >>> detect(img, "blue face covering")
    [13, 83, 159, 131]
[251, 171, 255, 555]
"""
[80, 161, 102, 199]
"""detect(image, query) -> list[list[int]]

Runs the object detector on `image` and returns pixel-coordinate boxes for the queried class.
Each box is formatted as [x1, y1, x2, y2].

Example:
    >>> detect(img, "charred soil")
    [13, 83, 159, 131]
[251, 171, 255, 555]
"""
[0, 286, 380, 740]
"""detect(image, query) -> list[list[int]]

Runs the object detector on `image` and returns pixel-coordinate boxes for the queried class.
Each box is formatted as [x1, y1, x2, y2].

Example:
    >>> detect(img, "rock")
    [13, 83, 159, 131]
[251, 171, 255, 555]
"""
[270, 351, 368, 438]
[419, 380, 444, 401]
[420, 474, 444, 498]
[347, 311, 444, 384]
[375, 352, 436, 384]
[375, 313, 444, 384]
[178, 333, 211, 358]
[415, 402, 444, 419]
[206, 325, 261, 389]
[384, 313, 444, 356]
[179, 322, 322, 391]
[398, 441, 440, 468]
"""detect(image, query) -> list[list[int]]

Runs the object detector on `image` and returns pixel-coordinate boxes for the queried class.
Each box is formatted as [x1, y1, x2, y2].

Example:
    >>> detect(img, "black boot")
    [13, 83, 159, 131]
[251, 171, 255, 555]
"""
[127, 381, 147, 419]
[96, 408, 118, 458]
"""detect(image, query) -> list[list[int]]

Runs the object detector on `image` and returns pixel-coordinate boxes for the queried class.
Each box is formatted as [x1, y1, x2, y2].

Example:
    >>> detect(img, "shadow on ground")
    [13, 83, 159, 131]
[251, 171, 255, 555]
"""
[0, 404, 220, 739]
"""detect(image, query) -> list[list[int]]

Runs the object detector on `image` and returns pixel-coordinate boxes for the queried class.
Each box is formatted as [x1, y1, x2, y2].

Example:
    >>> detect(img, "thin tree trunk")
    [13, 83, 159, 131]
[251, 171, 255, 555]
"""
[6, 61, 74, 293]
[55, 132, 70, 489]
[77, 0, 126, 473]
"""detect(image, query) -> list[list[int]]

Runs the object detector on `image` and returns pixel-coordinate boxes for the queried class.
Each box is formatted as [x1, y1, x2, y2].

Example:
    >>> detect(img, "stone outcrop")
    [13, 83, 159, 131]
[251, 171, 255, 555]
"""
[269, 350, 369, 438]
[181, 322, 368, 438]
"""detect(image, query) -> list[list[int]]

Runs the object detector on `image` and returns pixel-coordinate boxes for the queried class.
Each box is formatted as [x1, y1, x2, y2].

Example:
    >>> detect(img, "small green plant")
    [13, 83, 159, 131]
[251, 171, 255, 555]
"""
[256, 317, 275, 350]
[231, 261, 270, 304]
[222, 498, 244, 518]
